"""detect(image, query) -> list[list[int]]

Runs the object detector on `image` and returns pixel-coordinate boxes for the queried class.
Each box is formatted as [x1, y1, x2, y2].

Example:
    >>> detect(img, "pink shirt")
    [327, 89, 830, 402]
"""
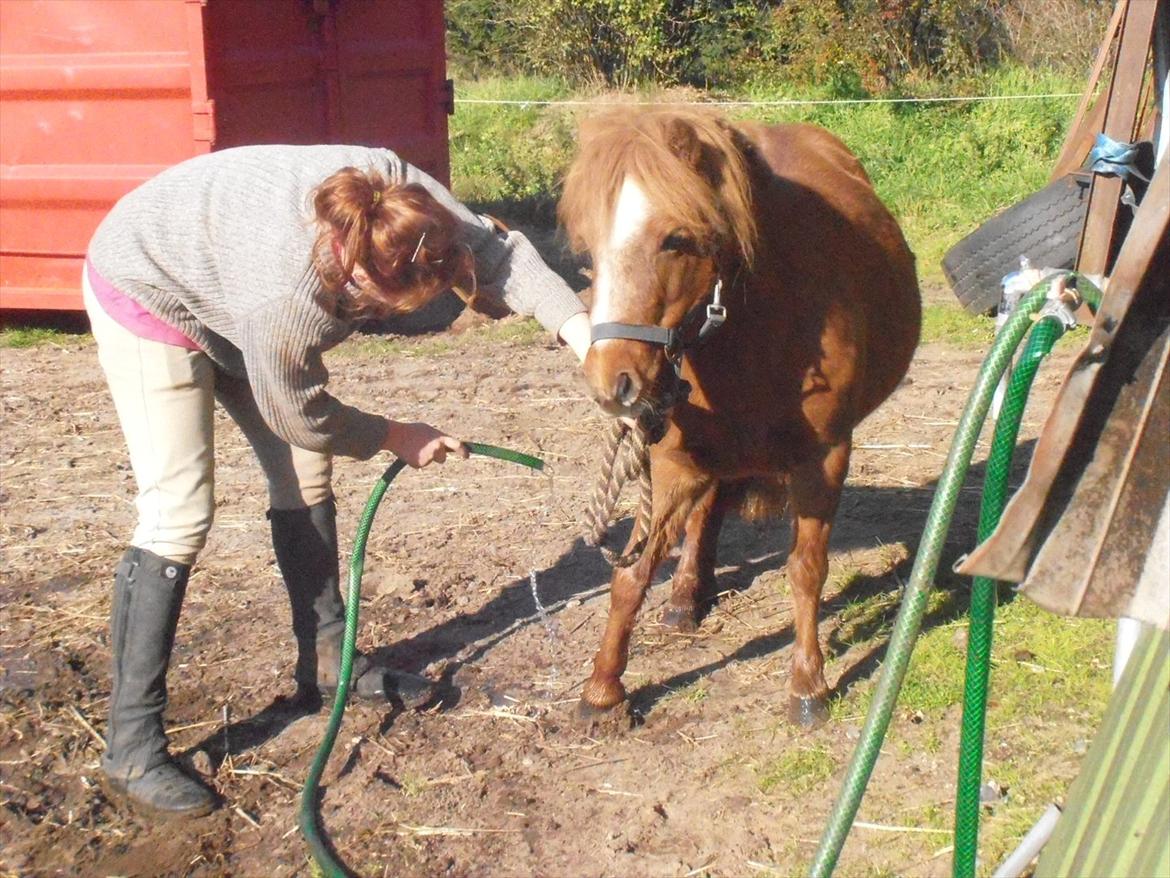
[86, 260, 201, 351]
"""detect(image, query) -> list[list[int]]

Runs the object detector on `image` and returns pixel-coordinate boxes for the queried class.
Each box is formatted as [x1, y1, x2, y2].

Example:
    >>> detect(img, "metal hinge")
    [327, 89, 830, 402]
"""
[192, 99, 216, 145]
[442, 79, 455, 115]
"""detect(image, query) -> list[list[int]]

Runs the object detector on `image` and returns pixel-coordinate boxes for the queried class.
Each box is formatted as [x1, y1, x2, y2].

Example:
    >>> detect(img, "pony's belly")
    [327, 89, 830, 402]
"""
[668, 417, 811, 481]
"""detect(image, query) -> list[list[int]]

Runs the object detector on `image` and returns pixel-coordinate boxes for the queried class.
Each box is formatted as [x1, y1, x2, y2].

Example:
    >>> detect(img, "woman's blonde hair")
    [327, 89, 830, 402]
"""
[310, 167, 475, 319]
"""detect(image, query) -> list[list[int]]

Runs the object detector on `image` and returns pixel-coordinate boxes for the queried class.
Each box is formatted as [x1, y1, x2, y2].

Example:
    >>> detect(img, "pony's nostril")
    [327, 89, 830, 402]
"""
[615, 372, 638, 406]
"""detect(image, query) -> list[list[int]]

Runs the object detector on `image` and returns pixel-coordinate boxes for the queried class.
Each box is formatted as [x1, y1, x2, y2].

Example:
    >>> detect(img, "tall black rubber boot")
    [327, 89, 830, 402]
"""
[101, 547, 216, 818]
[269, 499, 436, 709]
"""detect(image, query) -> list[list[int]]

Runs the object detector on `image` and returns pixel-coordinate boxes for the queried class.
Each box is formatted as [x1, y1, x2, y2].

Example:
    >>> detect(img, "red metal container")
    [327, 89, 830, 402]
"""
[0, 0, 452, 311]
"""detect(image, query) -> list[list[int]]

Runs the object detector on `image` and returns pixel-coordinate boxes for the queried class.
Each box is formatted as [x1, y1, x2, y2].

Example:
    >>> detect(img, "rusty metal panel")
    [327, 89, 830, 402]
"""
[959, 161, 1170, 627]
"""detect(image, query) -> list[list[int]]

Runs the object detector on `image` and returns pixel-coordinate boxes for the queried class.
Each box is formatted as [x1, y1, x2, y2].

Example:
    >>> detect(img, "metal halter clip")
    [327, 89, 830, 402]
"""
[697, 279, 726, 341]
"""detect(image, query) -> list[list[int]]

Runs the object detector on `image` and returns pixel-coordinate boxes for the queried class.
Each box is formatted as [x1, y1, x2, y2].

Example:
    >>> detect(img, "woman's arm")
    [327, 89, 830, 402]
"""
[238, 300, 389, 460]
[391, 159, 587, 338]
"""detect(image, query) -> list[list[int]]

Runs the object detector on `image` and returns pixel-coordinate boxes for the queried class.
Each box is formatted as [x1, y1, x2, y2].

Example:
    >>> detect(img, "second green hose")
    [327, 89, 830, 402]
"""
[952, 314, 1067, 877]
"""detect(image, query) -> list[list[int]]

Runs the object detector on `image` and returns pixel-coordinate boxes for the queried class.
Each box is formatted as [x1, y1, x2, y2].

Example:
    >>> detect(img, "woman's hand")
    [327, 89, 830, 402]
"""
[557, 312, 592, 364]
[382, 420, 469, 468]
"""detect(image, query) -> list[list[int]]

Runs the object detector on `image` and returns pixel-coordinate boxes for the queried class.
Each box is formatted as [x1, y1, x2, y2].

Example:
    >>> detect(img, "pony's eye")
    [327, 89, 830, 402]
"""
[661, 232, 696, 254]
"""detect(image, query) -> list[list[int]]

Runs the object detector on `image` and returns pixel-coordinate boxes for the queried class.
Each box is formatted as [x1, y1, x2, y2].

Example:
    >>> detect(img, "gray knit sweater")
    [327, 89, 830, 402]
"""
[87, 144, 584, 460]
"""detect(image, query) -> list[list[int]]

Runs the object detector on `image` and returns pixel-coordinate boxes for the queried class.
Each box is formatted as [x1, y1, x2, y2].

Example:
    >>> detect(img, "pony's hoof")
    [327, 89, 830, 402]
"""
[574, 698, 633, 733]
[787, 694, 829, 729]
[660, 603, 698, 632]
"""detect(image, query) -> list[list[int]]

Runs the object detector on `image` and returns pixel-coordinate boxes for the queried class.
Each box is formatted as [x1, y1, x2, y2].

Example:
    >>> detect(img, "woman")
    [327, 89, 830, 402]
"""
[84, 144, 592, 818]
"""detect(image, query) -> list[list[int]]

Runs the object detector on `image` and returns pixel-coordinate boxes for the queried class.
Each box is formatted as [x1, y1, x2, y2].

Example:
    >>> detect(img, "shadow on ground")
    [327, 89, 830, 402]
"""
[379, 442, 1032, 706]
[199, 440, 1034, 758]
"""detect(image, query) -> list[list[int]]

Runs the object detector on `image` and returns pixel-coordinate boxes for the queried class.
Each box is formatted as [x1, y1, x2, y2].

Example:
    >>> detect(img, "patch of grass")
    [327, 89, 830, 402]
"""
[0, 327, 68, 348]
[978, 615, 1109, 869]
[488, 318, 546, 346]
[668, 680, 710, 704]
[1054, 323, 1090, 351]
[917, 801, 950, 831]
[827, 563, 866, 595]
[987, 596, 1112, 721]
[920, 303, 996, 347]
[896, 601, 967, 713]
[921, 723, 944, 756]
[758, 744, 837, 796]
[397, 774, 429, 797]
[341, 317, 547, 359]
[919, 302, 1091, 351]
[822, 596, 1110, 873]
[836, 587, 1107, 723]
[450, 76, 578, 210]
[834, 590, 899, 652]
[827, 693, 854, 723]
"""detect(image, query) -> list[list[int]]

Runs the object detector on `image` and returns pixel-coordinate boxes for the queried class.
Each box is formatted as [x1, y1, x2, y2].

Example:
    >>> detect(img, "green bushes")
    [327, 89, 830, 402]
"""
[445, 0, 1111, 90]
[447, 0, 773, 88]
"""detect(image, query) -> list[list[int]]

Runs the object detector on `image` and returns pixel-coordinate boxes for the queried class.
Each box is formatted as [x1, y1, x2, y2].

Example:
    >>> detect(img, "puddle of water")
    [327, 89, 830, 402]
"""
[528, 568, 563, 691]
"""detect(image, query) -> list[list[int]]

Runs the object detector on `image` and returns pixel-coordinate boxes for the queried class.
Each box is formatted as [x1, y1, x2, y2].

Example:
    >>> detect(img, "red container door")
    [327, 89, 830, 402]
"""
[203, 0, 451, 185]
[333, 0, 451, 185]
[1, 0, 450, 313]
[0, 0, 207, 310]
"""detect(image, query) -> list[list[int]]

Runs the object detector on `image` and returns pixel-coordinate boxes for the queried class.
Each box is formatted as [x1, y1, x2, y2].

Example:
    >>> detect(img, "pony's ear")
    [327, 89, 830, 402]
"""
[666, 117, 702, 165]
[668, 115, 730, 189]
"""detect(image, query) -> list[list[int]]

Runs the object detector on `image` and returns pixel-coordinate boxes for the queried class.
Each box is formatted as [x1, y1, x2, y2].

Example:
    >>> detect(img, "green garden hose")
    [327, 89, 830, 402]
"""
[298, 442, 544, 878]
[809, 273, 1101, 877]
[952, 314, 1067, 878]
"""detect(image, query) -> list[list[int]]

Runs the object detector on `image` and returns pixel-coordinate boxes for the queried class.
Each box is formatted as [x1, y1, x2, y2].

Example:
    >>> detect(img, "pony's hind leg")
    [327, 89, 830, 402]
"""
[662, 481, 725, 632]
[784, 440, 851, 728]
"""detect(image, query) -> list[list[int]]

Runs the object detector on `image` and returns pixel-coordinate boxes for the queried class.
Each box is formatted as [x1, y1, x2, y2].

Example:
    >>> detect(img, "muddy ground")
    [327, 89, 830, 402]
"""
[1, 283, 1106, 877]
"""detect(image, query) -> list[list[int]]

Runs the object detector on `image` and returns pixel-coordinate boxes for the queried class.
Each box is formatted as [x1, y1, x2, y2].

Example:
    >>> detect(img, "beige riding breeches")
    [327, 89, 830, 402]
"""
[84, 273, 332, 565]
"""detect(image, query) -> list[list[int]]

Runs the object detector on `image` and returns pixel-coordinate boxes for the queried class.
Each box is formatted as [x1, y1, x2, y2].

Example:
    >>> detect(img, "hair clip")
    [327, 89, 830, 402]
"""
[410, 232, 427, 263]
[371, 190, 382, 207]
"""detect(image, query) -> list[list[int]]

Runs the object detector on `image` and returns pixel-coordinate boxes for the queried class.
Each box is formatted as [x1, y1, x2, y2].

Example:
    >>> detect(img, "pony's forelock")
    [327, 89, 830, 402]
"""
[559, 109, 757, 266]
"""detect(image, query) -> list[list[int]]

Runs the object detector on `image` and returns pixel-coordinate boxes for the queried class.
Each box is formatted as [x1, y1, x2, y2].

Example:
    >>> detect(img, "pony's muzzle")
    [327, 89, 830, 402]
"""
[584, 344, 651, 416]
[589, 369, 642, 415]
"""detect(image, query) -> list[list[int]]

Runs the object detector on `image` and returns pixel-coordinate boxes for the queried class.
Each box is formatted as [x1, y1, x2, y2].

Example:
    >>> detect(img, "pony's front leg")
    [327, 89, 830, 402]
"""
[579, 462, 711, 718]
[662, 482, 725, 632]
[785, 440, 851, 728]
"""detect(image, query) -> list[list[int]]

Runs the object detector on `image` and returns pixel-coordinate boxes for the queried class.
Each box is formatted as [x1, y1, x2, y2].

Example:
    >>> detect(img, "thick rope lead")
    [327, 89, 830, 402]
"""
[584, 417, 656, 568]
[585, 419, 629, 547]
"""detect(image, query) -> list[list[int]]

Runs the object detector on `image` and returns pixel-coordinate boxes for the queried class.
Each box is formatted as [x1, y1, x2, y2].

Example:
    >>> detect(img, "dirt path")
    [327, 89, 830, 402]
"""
[0, 321, 1103, 877]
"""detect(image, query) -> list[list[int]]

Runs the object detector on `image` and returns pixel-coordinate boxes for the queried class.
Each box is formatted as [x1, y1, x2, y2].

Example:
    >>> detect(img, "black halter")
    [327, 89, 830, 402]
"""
[590, 278, 726, 373]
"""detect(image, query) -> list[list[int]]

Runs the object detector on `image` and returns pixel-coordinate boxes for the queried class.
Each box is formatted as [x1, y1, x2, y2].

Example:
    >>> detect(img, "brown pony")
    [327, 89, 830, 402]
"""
[559, 109, 920, 726]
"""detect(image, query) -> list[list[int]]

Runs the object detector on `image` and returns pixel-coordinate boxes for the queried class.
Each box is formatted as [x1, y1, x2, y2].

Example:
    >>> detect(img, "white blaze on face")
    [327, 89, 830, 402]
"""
[591, 176, 651, 327]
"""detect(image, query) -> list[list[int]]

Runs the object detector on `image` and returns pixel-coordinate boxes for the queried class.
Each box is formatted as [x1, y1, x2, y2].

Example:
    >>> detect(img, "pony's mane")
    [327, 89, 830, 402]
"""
[559, 108, 757, 266]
